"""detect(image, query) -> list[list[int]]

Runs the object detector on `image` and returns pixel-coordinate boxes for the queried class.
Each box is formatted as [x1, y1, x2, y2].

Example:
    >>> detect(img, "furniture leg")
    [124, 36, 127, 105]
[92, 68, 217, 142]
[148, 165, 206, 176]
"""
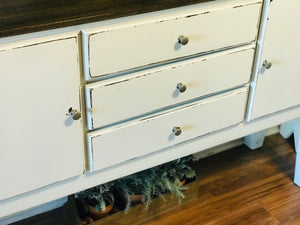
[280, 118, 300, 186]
[244, 130, 266, 150]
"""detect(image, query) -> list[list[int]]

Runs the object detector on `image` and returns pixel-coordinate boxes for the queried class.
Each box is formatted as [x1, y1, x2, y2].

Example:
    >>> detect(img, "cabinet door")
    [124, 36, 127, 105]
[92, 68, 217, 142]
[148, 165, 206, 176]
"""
[0, 34, 84, 200]
[250, 0, 300, 119]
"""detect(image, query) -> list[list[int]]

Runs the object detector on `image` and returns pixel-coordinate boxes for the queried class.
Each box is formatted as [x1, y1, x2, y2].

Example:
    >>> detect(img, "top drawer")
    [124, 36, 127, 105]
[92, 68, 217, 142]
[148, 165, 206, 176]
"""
[83, 0, 261, 79]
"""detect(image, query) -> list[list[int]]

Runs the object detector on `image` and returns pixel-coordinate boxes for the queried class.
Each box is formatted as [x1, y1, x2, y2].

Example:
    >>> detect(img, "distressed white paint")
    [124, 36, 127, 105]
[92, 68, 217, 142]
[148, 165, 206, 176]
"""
[0, 34, 84, 201]
[88, 87, 248, 171]
[86, 46, 254, 129]
[85, 1, 261, 78]
[3, 102, 300, 219]
[249, 0, 300, 120]
[6, 0, 300, 221]
[245, 0, 270, 122]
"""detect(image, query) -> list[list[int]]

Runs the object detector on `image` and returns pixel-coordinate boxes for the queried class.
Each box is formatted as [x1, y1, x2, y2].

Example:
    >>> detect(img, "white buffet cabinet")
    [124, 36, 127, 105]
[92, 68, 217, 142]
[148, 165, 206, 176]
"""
[1, 0, 300, 222]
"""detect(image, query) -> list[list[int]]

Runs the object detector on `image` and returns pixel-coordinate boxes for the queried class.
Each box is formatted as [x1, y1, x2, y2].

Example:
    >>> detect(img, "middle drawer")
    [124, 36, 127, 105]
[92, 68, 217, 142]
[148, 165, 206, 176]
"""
[85, 46, 254, 130]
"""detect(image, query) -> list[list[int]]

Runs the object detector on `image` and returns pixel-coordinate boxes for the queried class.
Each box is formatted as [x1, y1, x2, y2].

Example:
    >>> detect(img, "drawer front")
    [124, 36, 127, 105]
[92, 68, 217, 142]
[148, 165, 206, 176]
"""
[85, 1, 261, 78]
[86, 47, 254, 129]
[87, 87, 248, 171]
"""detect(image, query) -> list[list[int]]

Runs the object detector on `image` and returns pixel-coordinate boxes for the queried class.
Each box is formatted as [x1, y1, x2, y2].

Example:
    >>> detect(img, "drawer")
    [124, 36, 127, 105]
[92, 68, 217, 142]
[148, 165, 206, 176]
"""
[84, 1, 261, 79]
[85, 46, 254, 130]
[87, 87, 248, 171]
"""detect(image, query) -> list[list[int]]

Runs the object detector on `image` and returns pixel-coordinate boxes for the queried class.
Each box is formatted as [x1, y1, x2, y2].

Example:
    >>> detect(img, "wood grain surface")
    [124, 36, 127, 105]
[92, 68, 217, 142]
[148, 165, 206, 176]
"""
[0, 0, 213, 38]
[92, 133, 300, 225]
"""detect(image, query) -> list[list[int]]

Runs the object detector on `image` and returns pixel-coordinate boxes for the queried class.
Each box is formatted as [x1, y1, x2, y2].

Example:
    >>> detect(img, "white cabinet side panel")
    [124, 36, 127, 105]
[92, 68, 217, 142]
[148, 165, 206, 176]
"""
[250, 0, 300, 119]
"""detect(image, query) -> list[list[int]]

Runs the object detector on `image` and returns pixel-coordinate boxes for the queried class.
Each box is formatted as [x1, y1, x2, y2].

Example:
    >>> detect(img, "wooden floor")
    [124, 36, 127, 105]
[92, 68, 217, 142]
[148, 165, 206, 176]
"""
[12, 133, 300, 225]
[94, 133, 300, 225]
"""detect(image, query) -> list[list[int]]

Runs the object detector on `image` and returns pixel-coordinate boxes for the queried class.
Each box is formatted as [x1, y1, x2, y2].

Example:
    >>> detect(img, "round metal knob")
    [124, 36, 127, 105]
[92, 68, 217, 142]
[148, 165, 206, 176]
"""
[262, 60, 272, 69]
[67, 107, 81, 120]
[176, 83, 187, 93]
[172, 127, 182, 136]
[178, 35, 189, 45]
[72, 110, 82, 120]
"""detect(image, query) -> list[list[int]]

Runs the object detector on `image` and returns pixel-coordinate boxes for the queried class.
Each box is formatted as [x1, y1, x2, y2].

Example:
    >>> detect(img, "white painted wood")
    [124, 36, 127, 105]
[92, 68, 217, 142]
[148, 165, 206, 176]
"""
[279, 119, 300, 186]
[1, 0, 288, 220]
[279, 120, 296, 139]
[249, 0, 300, 120]
[86, 46, 254, 129]
[265, 126, 280, 137]
[244, 130, 266, 150]
[193, 138, 245, 160]
[88, 87, 248, 171]
[85, 1, 261, 78]
[245, 0, 270, 122]
[294, 125, 300, 186]
[194, 126, 279, 159]
[295, 150, 300, 187]
[0, 34, 84, 201]
[2, 103, 300, 219]
[0, 197, 67, 225]
[279, 119, 300, 141]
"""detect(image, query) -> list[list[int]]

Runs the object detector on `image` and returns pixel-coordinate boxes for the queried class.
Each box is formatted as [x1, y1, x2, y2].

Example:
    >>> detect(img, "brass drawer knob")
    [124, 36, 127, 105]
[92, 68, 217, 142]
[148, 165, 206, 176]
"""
[262, 60, 272, 69]
[178, 35, 189, 45]
[172, 127, 182, 136]
[66, 107, 81, 120]
[176, 83, 187, 93]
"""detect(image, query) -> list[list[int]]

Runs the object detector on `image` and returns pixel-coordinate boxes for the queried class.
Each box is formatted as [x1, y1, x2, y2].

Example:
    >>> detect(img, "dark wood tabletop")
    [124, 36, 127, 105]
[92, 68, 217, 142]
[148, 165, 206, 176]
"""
[0, 0, 214, 38]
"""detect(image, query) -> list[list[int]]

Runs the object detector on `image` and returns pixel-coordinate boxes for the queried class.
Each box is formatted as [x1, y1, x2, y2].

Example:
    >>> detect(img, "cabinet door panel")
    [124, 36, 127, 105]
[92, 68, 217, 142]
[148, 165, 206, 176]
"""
[0, 35, 84, 200]
[250, 0, 300, 119]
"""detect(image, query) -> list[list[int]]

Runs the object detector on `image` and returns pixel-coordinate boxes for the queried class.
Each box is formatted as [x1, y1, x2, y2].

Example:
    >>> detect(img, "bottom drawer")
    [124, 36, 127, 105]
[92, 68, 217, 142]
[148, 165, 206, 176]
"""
[87, 87, 248, 171]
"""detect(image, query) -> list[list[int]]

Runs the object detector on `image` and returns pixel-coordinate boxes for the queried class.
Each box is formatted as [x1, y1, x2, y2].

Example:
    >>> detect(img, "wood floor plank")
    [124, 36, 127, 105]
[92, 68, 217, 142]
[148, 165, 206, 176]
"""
[92, 134, 300, 225]
[261, 182, 300, 225]
[205, 204, 281, 225]
[140, 176, 291, 225]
